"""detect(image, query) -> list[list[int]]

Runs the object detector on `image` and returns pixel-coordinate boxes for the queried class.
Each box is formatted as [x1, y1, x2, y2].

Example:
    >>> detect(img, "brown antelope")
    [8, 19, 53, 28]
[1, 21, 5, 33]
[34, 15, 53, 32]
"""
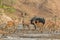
[22, 19, 30, 30]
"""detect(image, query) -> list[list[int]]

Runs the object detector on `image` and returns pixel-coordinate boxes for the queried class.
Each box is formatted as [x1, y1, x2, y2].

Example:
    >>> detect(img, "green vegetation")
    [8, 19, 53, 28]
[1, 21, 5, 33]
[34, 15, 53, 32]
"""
[0, 0, 16, 13]
[3, 5, 16, 13]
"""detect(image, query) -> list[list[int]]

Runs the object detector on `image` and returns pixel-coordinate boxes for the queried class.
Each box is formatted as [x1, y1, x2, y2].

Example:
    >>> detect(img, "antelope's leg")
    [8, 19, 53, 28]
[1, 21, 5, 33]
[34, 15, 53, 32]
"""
[27, 25, 30, 30]
[34, 25, 36, 30]
[22, 24, 26, 30]
[33, 21, 36, 30]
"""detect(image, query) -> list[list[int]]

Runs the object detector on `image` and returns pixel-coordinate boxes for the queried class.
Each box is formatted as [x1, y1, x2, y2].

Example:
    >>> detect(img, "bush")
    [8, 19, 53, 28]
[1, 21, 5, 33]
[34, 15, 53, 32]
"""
[0, 0, 16, 13]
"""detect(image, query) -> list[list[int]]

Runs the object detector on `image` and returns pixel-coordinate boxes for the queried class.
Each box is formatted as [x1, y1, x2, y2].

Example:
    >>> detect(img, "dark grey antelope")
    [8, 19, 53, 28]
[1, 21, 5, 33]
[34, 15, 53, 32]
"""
[31, 17, 45, 30]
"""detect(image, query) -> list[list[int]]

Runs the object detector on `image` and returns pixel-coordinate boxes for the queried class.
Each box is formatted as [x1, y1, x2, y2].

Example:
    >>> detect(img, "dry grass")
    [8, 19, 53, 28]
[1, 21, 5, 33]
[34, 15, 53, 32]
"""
[43, 19, 60, 32]
[0, 0, 60, 34]
[1, 20, 19, 33]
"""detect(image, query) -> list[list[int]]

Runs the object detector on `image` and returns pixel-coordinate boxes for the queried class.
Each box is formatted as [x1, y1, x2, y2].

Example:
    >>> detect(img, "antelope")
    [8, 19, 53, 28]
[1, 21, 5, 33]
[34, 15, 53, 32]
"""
[31, 17, 45, 30]
[22, 18, 31, 30]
